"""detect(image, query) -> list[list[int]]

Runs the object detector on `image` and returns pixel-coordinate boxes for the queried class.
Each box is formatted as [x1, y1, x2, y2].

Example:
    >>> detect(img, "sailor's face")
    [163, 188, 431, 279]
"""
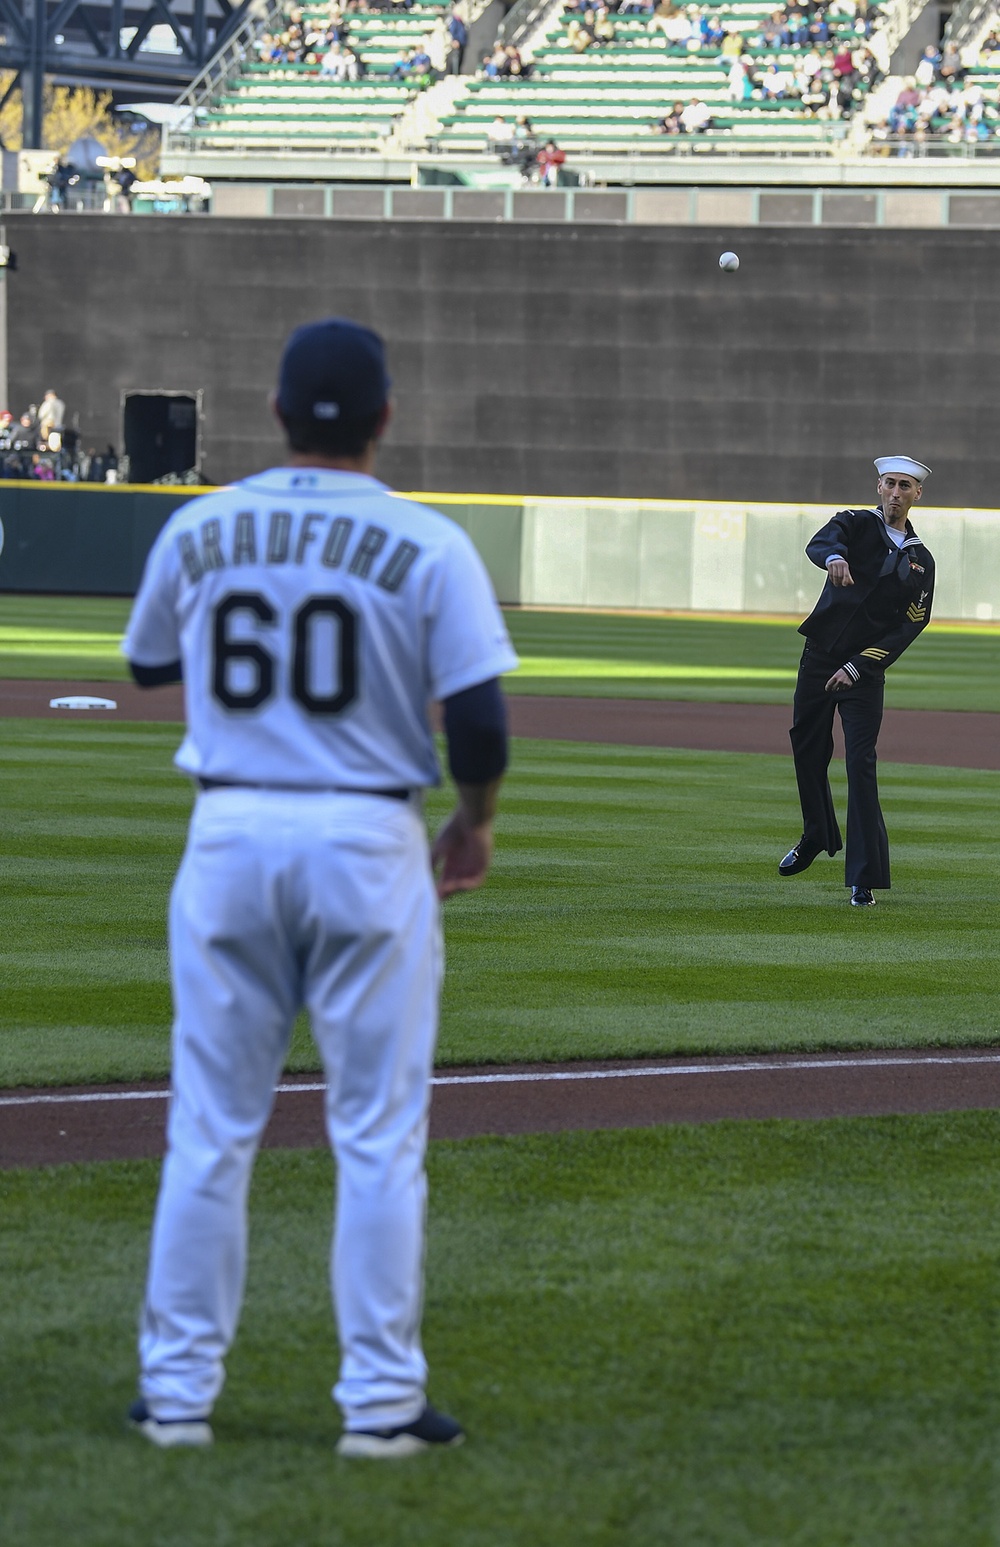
[877, 473, 921, 523]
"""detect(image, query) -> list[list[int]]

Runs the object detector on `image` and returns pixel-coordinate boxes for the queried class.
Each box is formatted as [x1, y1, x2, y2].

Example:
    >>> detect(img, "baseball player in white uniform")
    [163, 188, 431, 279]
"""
[122, 318, 518, 1457]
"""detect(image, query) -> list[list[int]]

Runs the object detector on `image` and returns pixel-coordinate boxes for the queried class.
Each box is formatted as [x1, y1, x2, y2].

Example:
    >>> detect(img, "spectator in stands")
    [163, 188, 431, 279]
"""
[535, 139, 566, 185]
[505, 44, 530, 77]
[592, 6, 617, 44]
[568, 9, 598, 50]
[832, 38, 854, 81]
[657, 99, 685, 132]
[785, 7, 809, 45]
[720, 26, 745, 57]
[808, 10, 831, 45]
[888, 76, 920, 134]
[954, 79, 986, 134]
[30, 453, 55, 481]
[728, 55, 752, 102]
[483, 40, 509, 75]
[914, 43, 940, 89]
[646, 0, 675, 37]
[680, 95, 713, 131]
[320, 41, 345, 77]
[801, 45, 823, 81]
[409, 40, 434, 82]
[618, 0, 652, 13]
[510, 114, 538, 172]
[754, 10, 783, 49]
[487, 114, 515, 155]
[938, 39, 963, 83]
[700, 11, 725, 47]
[447, 8, 468, 68]
[649, 3, 693, 45]
[761, 61, 791, 99]
[446, 37, 463, 73]
[38, 389, 65, 444]
[389, 45, 415, 78]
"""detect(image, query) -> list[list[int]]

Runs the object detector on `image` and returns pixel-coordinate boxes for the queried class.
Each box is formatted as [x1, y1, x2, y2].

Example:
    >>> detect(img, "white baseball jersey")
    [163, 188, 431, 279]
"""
[124, 468, 519, 787]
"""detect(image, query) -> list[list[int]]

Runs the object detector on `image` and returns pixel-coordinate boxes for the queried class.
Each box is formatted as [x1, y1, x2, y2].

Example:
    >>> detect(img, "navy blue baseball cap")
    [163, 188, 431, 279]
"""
[275, 318, 390, 424]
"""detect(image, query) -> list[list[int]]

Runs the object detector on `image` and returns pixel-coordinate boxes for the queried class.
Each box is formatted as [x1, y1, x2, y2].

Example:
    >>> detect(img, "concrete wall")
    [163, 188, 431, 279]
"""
[5, 215, 1000, 506]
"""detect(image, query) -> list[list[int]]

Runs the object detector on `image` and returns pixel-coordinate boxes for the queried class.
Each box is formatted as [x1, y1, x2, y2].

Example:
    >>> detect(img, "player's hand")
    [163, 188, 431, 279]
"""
[827, 559, 854, 587]
[431, 807, 494, 900]
[825, 669, 854, 692]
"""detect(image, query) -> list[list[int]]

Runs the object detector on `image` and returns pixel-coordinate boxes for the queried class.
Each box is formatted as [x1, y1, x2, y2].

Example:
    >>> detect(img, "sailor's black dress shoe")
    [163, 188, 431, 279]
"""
[778, 843, 820, 876]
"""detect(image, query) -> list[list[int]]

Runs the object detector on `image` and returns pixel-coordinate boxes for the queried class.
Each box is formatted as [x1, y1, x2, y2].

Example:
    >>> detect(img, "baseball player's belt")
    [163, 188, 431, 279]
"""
[197, 777, 411, 800]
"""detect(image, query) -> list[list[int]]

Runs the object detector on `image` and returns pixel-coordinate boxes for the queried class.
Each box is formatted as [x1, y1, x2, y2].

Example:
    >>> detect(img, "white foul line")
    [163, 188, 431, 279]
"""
[2, 1052, 1000, 1109]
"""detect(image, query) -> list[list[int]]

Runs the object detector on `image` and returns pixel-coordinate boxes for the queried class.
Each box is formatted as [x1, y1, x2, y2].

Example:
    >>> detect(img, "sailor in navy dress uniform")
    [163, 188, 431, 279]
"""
[779, 455, 936, 907]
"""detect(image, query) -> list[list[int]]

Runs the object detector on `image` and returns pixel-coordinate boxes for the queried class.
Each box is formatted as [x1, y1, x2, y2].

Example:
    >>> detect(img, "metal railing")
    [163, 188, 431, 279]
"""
[943, 0, 1000, 48]
[872, 0, 935, 58]
[173, 0, 286, 124]
[498, 0, 562, 49]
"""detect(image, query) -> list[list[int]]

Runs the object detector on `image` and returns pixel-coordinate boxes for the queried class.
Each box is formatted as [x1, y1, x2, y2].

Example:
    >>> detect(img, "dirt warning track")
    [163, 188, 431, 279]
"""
[3, 1050, 1000, 1170]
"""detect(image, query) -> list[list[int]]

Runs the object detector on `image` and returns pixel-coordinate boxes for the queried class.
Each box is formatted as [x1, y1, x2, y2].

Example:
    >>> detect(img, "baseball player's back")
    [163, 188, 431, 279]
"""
[127, 467, 513, 789]
[124, 320, 517, 1458]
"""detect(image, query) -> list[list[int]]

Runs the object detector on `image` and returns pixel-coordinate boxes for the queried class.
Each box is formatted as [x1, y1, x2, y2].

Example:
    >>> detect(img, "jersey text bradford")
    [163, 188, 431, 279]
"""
[179, 509, 421, 595]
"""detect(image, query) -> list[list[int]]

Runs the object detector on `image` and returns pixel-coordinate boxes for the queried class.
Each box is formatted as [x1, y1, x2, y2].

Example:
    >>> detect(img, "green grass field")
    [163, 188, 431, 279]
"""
[2, 1116, 997, 1547]
[2, 720, 999, 1088]
[3, 595, 1000, 709]
[3, 594, 998, 1545]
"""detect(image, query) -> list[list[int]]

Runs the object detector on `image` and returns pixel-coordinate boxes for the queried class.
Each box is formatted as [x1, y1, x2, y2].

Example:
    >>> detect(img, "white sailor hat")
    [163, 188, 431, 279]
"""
[874, 455, 931, 482]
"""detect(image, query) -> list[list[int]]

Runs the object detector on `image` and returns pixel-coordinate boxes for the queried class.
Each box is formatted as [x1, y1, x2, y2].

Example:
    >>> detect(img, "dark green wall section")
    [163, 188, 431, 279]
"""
[0, 486, 195, 595]
[0, 486, 523, 603]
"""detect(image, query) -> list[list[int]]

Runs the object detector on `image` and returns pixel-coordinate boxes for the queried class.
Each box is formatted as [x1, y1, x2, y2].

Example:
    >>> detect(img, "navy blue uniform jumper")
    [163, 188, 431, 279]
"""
[790, 506, 935, 890]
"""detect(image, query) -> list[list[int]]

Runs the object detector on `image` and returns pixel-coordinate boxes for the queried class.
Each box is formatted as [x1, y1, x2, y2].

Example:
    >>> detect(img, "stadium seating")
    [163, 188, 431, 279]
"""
[189, 4, 450, 151]
[188, 1, 877, 158]
[430, 5, 872, 157]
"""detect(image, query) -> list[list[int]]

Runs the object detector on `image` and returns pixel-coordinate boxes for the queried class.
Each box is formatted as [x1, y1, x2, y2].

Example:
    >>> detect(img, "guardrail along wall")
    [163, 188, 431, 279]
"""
[2, 485, 998, 622]
[6, 214, 1000, 509]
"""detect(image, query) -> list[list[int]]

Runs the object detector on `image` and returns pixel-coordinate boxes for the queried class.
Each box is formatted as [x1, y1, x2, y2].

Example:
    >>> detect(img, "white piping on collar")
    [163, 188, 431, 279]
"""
[872, 507, 922, 549]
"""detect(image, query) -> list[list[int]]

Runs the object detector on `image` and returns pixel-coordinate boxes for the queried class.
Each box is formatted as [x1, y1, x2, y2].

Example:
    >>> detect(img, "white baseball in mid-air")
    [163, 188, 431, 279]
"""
[719, 251, 740, 272]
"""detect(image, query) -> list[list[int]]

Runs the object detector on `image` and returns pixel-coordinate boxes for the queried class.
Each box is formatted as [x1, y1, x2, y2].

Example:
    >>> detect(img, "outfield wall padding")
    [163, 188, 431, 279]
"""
[3, 484, 1000, 620]
[0, 486, 197, 595]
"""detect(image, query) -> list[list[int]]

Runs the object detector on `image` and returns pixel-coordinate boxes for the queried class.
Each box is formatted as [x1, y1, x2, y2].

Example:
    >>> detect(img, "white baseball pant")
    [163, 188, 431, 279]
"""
[138, 786, 442, 1431]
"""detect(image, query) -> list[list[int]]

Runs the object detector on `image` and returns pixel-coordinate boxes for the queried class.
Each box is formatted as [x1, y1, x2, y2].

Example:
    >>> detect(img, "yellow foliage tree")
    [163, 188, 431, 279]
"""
[0, 72, 160, 179]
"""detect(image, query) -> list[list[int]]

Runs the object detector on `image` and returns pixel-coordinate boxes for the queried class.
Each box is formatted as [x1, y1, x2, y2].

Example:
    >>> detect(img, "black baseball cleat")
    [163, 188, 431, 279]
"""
[850, 887, 877, 907]
[128, 1398, 213, 1448]
[778, 842, 821, 877]
[336, 1403, 465, 1459]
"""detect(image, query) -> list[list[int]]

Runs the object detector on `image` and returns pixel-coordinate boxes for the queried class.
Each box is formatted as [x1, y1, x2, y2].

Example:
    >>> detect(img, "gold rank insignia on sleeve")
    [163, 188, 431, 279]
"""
[861, 647, 889, 660]
[906, 603, 927, 623]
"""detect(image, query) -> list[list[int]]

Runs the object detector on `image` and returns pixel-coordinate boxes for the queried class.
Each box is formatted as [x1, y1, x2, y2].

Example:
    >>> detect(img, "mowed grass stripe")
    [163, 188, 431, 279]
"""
[1, 1117, 996, 1546]
[2, 595, 999, 710]
[1, 720, 998, 1086]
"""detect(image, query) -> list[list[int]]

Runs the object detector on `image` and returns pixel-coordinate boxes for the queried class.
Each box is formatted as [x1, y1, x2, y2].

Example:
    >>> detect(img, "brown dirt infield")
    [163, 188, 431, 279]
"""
[4, 680, 1000, 1168]
[3, 1052, 1000, 1170]
[4, 677, 1000, 768]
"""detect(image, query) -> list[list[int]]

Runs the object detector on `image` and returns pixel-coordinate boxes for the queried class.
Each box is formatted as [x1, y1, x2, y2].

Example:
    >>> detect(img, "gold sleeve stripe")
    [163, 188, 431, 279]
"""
[861, 647, 889, 660]
[906, 605, 927, 622]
